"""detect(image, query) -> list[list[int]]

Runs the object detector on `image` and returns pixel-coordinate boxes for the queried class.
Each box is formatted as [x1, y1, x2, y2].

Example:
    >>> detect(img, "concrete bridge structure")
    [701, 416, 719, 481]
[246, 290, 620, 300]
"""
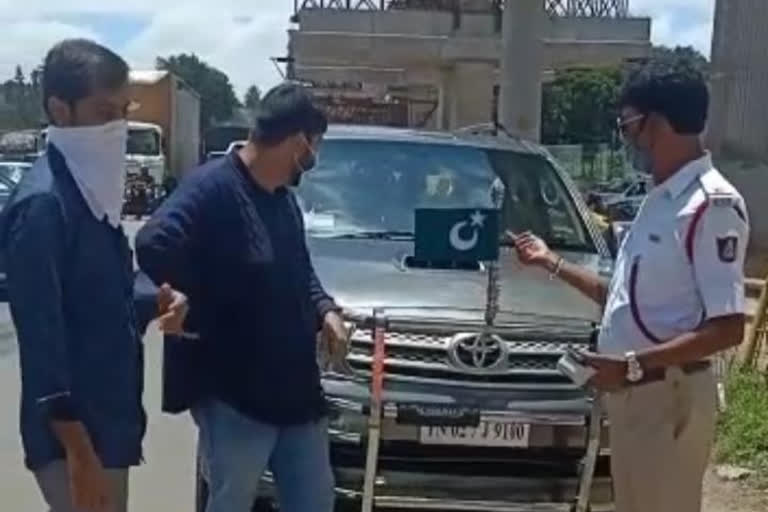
[287, 0, 651, 140]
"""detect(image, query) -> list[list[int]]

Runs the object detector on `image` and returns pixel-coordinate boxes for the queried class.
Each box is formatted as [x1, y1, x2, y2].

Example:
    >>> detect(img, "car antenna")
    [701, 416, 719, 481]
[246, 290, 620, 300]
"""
[493, 120, 515, 139]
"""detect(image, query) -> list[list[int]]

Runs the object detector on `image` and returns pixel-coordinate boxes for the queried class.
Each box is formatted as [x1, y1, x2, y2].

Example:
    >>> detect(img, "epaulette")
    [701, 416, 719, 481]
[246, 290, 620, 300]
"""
[710, 192, 737, 208]
[698, 169, 738, 207]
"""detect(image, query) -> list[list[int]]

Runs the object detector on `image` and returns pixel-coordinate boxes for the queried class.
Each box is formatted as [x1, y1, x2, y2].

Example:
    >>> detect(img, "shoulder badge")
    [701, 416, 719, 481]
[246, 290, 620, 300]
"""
[717, 234, 739, 263]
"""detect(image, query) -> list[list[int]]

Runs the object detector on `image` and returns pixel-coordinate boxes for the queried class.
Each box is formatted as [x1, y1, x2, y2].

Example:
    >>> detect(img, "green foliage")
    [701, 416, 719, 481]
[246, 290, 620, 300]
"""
[244, 85, 261, 110]
[541, 66, 623, 146]
[649, 45, 710, 77]
[717, 367, 768, 478]
[0, 65, 44, 130]
[156, 54, 240, 130]
[541, 45, 711, 148]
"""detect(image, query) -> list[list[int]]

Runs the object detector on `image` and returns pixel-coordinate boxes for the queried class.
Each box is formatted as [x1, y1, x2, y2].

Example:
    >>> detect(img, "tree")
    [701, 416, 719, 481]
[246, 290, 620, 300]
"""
[541, 44, 711, 147]
[244, 85, 261, 110]
[0, 65, 43, 130]
[541, 67, 623, 147]
[648, 45, 710, 77]
[13, 65, 25, 87]
[156, 54, 240, 130]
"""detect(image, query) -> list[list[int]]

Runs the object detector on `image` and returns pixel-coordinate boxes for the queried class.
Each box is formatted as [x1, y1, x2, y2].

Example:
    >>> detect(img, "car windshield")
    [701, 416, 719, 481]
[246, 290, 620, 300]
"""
[127, 129, 161, 156]
[295, 139, 593, 252]
[0, 163, 29, 184]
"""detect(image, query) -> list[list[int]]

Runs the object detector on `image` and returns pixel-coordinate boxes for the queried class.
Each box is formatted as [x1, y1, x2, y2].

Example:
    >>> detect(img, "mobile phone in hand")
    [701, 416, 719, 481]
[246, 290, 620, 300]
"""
[565, 347, 588, 365]
[557, 349, 596, 387]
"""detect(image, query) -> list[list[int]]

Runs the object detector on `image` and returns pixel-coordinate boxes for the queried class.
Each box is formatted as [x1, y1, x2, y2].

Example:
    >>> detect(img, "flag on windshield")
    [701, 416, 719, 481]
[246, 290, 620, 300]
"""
[415, 208, 499, 263]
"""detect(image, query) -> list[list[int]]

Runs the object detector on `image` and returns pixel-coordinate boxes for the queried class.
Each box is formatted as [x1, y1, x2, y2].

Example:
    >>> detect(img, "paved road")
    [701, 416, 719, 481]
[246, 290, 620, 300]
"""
[0, 220, 199, 511]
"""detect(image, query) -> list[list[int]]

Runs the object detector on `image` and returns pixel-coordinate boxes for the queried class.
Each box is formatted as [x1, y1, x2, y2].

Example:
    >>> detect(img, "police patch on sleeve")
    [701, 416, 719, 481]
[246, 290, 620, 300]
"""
[717, 235, 739, 263]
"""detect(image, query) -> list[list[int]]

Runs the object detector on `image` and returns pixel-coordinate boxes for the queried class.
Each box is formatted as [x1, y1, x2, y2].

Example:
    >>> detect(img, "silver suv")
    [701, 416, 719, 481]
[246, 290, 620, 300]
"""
[196, 125, 614, 512]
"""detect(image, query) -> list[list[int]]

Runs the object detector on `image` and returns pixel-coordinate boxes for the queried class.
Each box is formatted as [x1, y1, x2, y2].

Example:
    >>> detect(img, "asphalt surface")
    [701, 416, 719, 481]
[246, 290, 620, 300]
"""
[0, 220, 199, 511]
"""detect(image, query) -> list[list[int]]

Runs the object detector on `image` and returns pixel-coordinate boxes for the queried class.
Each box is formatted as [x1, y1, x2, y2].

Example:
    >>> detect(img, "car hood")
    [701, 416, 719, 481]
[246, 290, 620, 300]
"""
[308, 237, 602, 324]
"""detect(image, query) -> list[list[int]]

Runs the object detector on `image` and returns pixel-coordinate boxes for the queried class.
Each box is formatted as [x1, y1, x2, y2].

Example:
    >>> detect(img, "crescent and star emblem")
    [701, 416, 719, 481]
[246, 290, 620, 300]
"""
[448, 210, 486, 252]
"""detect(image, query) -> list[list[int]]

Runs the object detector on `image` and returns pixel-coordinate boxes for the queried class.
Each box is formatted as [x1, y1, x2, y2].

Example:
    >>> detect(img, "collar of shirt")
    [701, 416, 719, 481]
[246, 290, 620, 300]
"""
[651, 152, 713, 201]
[228, 151, 288, 200]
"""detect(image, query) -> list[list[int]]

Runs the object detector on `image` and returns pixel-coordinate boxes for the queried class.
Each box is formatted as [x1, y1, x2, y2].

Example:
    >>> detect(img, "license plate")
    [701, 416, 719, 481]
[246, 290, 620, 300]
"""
[419, 421, 530, 447]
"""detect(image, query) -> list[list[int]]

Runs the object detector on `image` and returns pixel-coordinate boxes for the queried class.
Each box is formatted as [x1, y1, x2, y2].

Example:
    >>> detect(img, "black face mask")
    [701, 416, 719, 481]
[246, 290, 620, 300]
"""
[291, 139, 318, 187]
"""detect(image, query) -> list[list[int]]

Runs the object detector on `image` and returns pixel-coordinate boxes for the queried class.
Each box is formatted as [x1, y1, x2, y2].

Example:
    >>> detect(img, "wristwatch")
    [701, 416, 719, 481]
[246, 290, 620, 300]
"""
[625, 351, 644, 383]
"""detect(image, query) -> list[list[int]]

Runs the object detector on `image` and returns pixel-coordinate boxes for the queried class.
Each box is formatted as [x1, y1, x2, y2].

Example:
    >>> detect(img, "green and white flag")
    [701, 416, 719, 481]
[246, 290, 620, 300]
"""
[414, 208, 500, 263]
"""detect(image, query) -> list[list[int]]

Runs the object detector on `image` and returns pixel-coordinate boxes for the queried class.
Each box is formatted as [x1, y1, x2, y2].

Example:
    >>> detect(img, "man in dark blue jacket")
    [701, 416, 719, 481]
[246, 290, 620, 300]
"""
[136, 84, 348, 512]
[0, 39, 187, 512]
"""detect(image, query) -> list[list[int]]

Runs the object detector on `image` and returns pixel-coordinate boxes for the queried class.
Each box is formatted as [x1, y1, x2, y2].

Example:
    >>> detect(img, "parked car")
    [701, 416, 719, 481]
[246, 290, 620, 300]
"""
[586, 175, 650, 214]
[0, 161, 30, 300]
[0, 161, 31, 211]
[194, 125, 615, 512]
[204, 140, 247, 162]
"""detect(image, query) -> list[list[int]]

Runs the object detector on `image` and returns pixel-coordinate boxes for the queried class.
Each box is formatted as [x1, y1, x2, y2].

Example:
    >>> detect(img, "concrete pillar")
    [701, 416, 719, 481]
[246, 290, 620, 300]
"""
[438, 62, 495, 130]
[499, 0, 545, 141]
[437, 69, 454, 130]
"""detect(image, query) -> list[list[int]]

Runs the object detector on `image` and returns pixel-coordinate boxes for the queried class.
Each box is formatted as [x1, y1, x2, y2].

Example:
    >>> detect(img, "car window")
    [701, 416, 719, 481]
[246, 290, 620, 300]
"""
[487, 150, 592, 252]
[296, 139, 593, 253]
[127, 129, 161, 156]
[296, 140, 496, 234]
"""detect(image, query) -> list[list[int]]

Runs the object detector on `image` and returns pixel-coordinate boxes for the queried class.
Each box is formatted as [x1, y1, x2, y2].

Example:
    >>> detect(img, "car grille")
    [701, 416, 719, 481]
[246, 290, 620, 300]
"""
[345, 327, 592, 387]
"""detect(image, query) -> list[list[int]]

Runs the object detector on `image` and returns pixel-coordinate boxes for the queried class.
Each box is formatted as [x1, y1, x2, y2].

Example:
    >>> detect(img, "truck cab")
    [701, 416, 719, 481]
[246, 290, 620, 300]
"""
[126, 121, 165, 183]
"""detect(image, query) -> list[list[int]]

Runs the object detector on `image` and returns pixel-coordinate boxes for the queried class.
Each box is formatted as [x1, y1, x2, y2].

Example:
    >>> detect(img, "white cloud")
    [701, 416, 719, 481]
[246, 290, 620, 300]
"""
[0, 20, 100, 82]
[122, 3, 291, 96]
[0, 1, 293, 97]
[631, 0, 715, 56]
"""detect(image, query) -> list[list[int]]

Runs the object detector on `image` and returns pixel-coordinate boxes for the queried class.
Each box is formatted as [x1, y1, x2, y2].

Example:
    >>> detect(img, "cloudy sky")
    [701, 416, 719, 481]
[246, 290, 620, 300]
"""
[0, 0, 715, 100]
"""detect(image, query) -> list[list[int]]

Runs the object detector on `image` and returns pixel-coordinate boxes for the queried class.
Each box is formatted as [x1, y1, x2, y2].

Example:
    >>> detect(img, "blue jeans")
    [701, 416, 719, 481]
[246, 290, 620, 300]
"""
[193, 400, 335, 512]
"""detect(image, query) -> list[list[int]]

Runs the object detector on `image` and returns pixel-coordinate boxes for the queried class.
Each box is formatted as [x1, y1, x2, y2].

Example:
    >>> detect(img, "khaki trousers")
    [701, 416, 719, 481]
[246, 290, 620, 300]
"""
[605, 367, 717, 512]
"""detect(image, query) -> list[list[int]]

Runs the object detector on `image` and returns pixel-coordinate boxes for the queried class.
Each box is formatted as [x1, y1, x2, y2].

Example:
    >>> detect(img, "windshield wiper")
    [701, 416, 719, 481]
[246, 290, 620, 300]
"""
[546, 238, 595, 253]
[322, 230, 415, 241]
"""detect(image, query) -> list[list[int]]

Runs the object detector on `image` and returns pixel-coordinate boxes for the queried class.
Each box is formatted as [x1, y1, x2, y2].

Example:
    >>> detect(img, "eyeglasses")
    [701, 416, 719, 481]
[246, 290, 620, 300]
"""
[617, 114, 645, 138]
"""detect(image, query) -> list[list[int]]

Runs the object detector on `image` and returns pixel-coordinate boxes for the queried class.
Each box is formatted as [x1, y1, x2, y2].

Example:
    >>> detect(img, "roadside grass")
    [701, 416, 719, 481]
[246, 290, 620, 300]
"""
[716, 366, 768, 482]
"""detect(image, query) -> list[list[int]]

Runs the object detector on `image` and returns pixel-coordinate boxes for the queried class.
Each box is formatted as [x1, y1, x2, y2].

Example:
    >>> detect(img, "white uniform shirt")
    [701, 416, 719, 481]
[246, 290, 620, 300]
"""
[598, 153, 749, 355]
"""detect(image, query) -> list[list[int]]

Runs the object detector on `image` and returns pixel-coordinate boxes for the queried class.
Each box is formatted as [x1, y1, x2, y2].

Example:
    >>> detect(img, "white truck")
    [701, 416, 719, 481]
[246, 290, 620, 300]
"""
[124, 121, 165, 183]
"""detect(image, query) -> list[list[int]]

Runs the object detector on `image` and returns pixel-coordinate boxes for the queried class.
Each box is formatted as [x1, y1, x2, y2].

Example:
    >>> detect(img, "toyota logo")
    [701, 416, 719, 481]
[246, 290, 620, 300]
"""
[449, 333, 507, 372]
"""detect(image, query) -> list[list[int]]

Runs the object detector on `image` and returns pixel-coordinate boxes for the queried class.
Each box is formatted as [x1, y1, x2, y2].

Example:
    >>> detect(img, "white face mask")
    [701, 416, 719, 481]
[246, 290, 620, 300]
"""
[47, 120, 128, 227]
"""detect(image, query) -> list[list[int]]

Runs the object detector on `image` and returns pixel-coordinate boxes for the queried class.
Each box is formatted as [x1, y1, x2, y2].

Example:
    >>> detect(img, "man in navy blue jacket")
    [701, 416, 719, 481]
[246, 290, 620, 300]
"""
[136, 84, 348, 512]
[0, 39, 187, 512]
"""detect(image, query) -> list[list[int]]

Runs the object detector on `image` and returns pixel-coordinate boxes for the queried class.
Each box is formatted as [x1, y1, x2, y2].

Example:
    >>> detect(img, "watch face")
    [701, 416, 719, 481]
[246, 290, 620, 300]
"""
[625, 353, 643, 382]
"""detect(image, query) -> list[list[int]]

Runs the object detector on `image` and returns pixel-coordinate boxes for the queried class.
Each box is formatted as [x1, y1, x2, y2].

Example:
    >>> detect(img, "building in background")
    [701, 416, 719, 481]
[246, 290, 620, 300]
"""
[288, 0, 650, 135]
[708, 0, 768, 269]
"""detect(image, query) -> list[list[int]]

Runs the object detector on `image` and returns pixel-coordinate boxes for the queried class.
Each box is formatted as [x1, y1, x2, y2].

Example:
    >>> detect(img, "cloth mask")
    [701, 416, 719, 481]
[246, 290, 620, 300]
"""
[47, 120, 128, 227]
[623, 140, 654, 175]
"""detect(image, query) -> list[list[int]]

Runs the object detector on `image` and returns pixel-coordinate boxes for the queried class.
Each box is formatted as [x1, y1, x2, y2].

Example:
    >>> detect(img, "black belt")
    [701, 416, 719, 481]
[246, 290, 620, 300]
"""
[630, 360, 711, 387]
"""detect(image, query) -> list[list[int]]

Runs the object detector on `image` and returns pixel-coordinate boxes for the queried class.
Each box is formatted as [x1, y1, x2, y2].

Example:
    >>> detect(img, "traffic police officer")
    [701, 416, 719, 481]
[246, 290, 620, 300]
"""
[513, 65, 748, 512]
